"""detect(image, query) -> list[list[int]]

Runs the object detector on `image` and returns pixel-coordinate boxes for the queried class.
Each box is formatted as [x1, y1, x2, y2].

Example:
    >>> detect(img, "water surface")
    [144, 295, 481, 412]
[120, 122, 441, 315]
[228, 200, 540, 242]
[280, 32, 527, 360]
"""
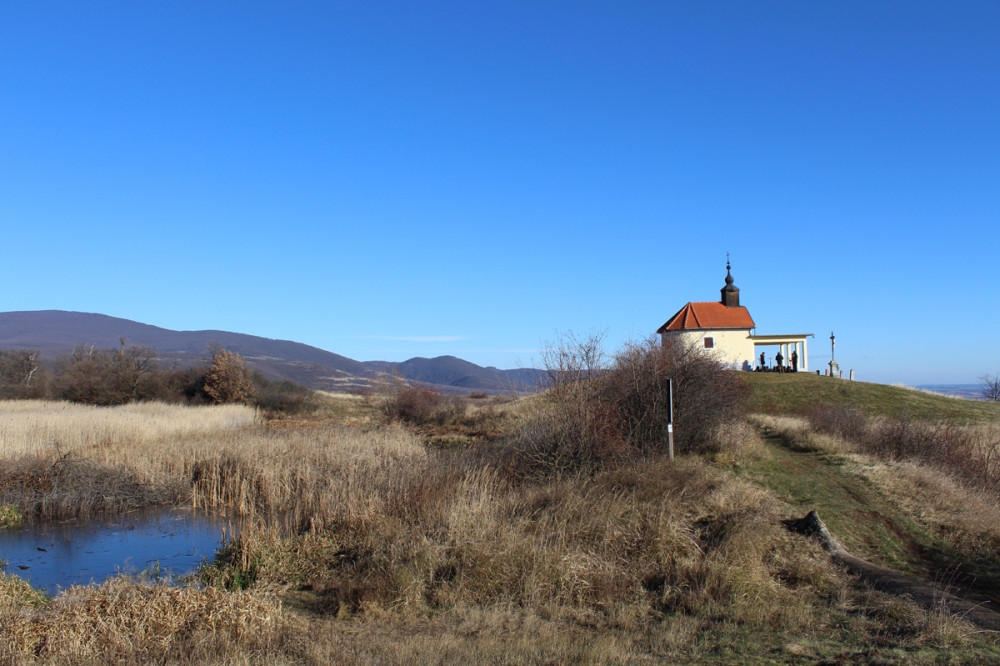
[0, 508, 234, 596]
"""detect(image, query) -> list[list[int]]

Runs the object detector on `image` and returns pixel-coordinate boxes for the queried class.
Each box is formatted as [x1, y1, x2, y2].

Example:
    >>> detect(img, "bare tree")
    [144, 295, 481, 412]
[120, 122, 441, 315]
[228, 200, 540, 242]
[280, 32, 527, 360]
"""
[983, 372, 1000, 402]
[110, 337, 158, 402]
[57, 340, 160, 405]
[0, 349, 46, 398]
[0, 349, 41, 386]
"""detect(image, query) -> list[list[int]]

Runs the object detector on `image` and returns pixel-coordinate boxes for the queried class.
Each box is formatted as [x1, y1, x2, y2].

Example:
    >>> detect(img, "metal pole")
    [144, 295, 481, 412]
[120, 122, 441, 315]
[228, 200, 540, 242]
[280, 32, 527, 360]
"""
[667, 378, 674, 462]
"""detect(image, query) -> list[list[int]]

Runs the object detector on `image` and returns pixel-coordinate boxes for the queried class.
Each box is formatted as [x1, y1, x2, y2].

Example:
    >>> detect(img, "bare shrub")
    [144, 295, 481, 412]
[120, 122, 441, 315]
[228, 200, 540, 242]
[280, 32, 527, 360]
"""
[382, 384, 444, 423]
[504, 398, 627, 477]
[808, 403, 1000, 497]
[252, 374, 316, 415]
[204, 348, 256, 404]
[982, 372, 1000, 402]
[373, 377, 473, 427]
[596, 337, 746, 455]
[56, 339, 162, 405]
[505, 332, 630, 476]
[506, 334, 746, 476]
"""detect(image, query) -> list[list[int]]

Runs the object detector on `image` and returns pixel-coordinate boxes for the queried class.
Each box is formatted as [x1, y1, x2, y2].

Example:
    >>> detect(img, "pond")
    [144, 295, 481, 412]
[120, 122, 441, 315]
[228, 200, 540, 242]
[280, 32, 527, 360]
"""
[0, 508, 236, 596]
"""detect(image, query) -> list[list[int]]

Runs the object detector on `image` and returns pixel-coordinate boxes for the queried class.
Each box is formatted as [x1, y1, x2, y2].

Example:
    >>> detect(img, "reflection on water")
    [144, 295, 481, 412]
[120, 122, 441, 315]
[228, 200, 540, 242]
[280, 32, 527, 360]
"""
[0, 508, 235, 596]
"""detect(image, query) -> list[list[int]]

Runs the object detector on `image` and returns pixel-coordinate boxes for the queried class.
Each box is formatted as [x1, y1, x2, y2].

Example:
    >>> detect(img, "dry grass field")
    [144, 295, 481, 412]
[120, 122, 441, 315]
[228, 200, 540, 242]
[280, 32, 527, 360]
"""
[0, 381, 998, 663]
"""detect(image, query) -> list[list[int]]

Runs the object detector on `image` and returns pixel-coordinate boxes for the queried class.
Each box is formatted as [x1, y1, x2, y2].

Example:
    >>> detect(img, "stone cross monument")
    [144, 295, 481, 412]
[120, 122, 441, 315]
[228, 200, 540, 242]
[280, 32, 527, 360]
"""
[828, 331, 839, 378]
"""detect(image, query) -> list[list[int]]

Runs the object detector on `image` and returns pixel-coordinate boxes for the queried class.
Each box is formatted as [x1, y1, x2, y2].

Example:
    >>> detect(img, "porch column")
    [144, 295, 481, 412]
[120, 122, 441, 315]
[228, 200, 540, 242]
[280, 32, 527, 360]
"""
[802, 338, 808, 371]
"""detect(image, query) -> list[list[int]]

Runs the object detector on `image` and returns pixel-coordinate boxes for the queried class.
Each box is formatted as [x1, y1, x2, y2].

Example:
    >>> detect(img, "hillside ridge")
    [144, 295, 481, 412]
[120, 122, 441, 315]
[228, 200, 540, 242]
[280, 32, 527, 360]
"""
[0, 310, 540, 394]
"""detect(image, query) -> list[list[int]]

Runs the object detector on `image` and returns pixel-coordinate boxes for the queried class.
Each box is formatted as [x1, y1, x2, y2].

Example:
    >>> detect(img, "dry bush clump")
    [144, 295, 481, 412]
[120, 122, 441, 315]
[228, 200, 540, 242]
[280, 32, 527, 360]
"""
[204, 349, 256, 404]
[0, 349, 46, 400]
[598, 337, 746, 455]
[54, 340, 162, 406]
[506, 335, 746, 476]
[808, 403, 1000, 496]
[374, 380, 473, 428]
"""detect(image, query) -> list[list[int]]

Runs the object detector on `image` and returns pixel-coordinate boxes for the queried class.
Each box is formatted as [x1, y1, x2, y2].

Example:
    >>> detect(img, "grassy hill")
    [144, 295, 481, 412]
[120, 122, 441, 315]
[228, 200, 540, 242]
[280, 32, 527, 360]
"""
[742, 372, 1000, 424]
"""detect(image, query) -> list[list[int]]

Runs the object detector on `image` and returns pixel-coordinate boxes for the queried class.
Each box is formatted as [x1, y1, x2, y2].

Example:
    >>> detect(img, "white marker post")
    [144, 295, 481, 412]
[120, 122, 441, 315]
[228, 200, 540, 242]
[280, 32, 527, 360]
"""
[667, 378, 674, 462]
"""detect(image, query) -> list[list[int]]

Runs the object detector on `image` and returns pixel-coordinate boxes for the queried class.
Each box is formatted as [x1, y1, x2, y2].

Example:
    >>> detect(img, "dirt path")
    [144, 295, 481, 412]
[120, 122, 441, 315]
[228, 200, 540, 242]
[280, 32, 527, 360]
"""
[785, 510, 1000, 632]
[752, 425, 1000, 631]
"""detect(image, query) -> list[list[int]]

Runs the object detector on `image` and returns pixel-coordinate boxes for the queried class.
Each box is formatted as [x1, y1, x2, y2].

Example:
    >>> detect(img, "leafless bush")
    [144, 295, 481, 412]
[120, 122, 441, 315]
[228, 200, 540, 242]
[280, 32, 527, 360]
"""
[379, 383, 444, 423]
[56, 339, 163, 405]
[374, 376, 473, 427]
[504, 332, 629, 476]
[808, 403, 1000, 496]
[982, 372, 1000, 402]
[507, 333, 746, 476]
[807, 403, 868, 442]
[596, 337, 746, 455]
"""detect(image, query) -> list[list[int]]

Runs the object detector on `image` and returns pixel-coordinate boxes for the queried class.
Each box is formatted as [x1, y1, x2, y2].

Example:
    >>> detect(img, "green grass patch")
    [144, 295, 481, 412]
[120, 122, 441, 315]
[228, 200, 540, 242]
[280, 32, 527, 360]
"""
[746, 429, 930, 572]
[0, 504, 24, 529]
[742, 373, 1000, 424]
[745, 423, 1000, 609]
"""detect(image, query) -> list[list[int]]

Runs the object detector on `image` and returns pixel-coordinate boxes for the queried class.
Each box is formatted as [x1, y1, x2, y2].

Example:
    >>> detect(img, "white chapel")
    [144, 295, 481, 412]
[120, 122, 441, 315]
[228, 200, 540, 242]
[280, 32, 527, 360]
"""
[657, 262, 813, 372]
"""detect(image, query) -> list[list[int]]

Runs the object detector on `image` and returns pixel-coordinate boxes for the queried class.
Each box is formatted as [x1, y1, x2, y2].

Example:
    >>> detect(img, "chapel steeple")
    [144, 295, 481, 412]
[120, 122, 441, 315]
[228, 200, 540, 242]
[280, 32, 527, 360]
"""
[721, 256, 740, 308]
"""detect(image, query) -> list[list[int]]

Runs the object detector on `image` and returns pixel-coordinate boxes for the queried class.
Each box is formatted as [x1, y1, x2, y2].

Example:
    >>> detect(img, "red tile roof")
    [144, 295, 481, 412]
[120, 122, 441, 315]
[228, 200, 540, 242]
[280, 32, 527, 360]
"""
[657, 302, 755, 333]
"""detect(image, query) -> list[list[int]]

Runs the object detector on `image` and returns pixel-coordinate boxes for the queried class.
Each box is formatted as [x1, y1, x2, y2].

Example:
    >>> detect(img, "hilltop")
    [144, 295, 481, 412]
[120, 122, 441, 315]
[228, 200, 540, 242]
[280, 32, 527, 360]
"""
[743, 371, 1000, 424]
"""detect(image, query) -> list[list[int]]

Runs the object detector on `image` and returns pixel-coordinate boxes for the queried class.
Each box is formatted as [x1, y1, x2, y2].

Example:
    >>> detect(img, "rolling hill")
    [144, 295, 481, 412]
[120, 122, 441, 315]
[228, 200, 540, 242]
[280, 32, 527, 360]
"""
[0, 311, 541, 394]
[364, 356, 543, 393]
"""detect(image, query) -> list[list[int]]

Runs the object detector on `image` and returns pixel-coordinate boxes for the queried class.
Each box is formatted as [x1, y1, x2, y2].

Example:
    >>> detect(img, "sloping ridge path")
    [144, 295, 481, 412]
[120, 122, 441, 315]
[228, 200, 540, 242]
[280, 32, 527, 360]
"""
[784, 510, 1000, 632]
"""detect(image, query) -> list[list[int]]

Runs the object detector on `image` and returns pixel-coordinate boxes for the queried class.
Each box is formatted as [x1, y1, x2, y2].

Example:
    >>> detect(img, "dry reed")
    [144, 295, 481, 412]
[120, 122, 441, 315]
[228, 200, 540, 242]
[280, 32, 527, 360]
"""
[0, 399, 992, 661]
[0, 576, 293, 664]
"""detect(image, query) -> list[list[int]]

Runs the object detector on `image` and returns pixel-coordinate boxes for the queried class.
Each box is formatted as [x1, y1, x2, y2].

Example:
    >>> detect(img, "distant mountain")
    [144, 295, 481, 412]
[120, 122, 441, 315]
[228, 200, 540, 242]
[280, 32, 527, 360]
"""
[0, 310, 539, 394]
[365, 356, 544, 393]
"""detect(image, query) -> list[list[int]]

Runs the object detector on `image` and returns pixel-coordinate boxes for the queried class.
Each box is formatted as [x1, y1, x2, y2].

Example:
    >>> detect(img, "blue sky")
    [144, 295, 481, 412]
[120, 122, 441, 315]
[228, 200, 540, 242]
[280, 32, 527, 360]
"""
[1, 2, 997, 385]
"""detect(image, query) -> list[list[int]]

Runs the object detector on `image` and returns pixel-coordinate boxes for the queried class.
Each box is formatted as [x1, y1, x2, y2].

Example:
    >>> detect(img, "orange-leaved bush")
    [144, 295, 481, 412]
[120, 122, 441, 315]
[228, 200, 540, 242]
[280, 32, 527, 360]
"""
[204, 349, 255, 404]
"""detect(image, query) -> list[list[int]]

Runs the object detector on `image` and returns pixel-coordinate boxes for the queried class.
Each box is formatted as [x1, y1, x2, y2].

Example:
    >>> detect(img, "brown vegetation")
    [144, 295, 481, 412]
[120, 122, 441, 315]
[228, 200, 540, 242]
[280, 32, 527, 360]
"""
[808, 402, 1000, 496]
[505, 335, 746, 476]
[0, 342, 315, 418]
[0, 341, 998, 662]
[204, 349, 256, 405]
[0, 577, 293, 664]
